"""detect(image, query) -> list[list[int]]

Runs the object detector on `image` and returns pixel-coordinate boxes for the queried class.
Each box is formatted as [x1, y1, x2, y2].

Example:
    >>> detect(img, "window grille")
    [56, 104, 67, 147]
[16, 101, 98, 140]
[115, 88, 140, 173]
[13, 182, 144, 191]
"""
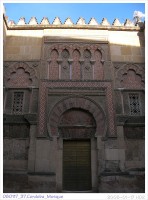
[129, 94, 140, 115]
[13, 92, 24, 114]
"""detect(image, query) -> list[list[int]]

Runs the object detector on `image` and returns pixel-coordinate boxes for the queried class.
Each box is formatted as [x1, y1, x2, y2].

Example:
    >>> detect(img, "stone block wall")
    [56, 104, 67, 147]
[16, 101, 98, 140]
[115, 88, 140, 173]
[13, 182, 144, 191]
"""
[3, 16, 145, 193]
[109, 31, 145, 63]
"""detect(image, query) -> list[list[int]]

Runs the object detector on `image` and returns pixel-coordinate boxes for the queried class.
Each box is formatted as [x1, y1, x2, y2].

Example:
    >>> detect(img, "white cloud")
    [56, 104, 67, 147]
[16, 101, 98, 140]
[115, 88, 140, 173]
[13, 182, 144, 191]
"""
[133, 11, 145, 19]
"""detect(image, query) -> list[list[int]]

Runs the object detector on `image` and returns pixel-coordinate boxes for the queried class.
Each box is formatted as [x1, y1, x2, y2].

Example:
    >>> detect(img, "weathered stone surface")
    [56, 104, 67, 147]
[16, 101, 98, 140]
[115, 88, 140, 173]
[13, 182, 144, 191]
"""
[105, 160, 120, 172]
[3, 173, 56, 193]
[99, 174, 145, 193]
[4, 139, 29, 160]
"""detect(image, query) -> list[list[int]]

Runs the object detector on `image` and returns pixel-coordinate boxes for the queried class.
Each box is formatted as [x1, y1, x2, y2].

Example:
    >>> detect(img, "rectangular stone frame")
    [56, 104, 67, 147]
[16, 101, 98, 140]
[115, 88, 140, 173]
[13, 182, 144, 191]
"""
[37, 80, 116, 137]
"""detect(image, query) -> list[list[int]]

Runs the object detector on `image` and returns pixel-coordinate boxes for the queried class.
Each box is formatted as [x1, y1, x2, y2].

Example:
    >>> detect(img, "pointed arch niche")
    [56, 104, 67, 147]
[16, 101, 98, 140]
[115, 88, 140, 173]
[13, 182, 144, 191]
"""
[49, 49, 59, 80]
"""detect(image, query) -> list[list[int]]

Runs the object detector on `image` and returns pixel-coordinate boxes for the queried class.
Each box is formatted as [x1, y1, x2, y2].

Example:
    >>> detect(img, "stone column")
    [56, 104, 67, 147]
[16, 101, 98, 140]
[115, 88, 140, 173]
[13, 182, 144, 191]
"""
[47, 59, 51, 79]
[68, 59, 73, 80]
[79, 59, 84, 80]
[90, 59, 96, 80]
[57, 59, 62, 80]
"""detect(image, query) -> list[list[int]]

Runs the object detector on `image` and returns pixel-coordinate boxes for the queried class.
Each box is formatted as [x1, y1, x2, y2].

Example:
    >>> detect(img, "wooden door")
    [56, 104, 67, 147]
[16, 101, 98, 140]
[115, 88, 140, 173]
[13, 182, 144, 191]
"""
[63, 140, 91, 191]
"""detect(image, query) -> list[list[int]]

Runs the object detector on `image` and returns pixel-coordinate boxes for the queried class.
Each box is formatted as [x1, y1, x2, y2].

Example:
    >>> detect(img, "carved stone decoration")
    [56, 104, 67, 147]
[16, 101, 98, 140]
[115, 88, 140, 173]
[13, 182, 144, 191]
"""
[49, 49, 59, 79]
[4, 62, 37, 88]
[121, 70, 144, 88]
[38, 81, 116, 137]
[48, 96, 106, 138]
[83, 49, 93, 80]
[58, 108, 96, 138]
[42, 42, 107, 79]
[4, 62, 12, 68]
[61, 49, 70, 79]
[72, 49, 81, 80]
[116, 63, 144, 89]
[94, 50, 104, 80]
[32, 62, 39, 68]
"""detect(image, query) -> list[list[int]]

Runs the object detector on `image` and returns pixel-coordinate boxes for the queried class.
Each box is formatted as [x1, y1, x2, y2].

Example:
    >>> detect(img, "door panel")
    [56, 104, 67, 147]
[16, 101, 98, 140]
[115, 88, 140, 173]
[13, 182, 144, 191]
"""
[63, 140, 91, 191]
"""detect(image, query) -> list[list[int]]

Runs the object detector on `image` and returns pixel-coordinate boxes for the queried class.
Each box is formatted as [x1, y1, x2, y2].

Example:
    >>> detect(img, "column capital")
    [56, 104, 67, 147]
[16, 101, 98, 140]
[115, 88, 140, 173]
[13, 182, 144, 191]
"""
[57, 59, 62, 64]
[68, 59, 73, 64]
[90, 59, 96, 64]
[79, 59, 85, 64]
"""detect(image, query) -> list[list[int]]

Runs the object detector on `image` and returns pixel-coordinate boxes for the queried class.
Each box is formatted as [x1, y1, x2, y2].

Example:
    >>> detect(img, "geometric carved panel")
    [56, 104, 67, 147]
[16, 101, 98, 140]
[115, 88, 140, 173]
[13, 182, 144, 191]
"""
[129, 94, 141, 116]
[12, 92, 24, 114]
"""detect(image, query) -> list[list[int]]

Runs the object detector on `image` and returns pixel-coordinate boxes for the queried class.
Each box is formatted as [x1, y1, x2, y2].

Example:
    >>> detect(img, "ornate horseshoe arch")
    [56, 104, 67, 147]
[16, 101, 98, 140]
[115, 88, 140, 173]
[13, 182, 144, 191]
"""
[47, 96, 106, 138]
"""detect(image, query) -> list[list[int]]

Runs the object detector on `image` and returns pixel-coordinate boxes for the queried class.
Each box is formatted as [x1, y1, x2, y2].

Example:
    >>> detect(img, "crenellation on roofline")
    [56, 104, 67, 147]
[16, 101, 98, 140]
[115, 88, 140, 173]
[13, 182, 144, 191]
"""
[4, 15, 145, 31]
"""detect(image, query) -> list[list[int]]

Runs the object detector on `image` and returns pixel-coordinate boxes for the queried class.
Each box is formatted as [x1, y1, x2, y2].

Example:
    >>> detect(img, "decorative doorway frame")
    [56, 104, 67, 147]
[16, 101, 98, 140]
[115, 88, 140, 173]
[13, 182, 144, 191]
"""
[37, 80, 116, 192]
[37, 80, 116, 138]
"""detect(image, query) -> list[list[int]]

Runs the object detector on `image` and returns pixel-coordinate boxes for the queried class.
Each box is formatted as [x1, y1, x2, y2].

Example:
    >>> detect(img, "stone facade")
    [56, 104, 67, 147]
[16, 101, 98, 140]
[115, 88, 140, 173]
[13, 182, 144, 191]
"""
[3, 15, 145, 193]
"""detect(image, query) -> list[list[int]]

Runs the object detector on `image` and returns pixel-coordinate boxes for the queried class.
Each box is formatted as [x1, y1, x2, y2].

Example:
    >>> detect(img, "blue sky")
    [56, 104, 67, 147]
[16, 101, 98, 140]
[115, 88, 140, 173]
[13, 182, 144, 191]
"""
[4, 3, 145, 25]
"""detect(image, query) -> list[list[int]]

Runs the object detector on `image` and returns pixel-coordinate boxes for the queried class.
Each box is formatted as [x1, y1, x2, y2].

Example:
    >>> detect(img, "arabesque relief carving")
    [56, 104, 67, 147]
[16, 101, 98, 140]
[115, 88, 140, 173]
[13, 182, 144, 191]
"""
[4, 62, 38, 88]
[115, 63, 144, 89]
